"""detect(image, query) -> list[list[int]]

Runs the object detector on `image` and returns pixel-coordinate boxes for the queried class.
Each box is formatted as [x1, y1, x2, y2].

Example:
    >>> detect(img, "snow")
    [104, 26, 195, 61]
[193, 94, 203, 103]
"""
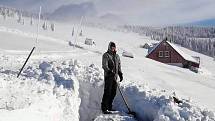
[0, 74, 80, 121]
[113, 83, 215, 121]
[167, 41, 199, 64]
[94, 112, 136, 121]
[122, 51, 134, 58]
[0, 58, 103, 121]
[0, 15, 215, 121]
[146, 40, 163, 57]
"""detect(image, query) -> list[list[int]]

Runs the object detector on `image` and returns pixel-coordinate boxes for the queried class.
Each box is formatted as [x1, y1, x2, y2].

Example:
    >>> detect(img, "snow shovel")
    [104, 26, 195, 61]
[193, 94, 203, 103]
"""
[117, 82, 137, 118]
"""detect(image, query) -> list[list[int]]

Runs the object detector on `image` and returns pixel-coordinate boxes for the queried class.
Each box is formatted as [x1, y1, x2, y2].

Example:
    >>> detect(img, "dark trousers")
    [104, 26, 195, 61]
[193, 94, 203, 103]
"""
[101, 75, 117, 111]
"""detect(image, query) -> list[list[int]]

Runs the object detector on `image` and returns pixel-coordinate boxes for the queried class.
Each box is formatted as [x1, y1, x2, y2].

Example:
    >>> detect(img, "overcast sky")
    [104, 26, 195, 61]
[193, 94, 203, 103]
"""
[0, 0, 215, 25]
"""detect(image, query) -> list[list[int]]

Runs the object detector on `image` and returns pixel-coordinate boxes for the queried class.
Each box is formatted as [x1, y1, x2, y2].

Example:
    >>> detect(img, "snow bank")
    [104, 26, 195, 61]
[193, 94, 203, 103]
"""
[20, 59, 105, 121]
[1, 55, 215, 121]
[0, 59, 81, 121]
[0, 58, 106, 121]
[67, 62, 104, 121]
[0, 75, 80, 121]
[113, 83, 215, 121]
[122, 51, 134, 58]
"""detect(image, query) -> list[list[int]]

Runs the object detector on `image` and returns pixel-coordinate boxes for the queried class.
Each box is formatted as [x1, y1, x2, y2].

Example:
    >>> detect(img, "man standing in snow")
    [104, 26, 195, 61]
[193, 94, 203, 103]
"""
[101, 41, 123, 114]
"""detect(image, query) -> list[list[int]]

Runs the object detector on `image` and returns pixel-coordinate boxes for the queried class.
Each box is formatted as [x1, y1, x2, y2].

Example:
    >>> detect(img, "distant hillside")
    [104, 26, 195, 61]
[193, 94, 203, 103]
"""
[50, 2, 97, 21]
[189, 18, 215, 26]
[99, 13, 125, 25]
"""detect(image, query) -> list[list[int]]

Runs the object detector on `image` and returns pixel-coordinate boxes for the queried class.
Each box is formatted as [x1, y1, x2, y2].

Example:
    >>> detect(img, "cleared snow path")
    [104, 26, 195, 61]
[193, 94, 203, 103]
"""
[94, 112, 136, 121]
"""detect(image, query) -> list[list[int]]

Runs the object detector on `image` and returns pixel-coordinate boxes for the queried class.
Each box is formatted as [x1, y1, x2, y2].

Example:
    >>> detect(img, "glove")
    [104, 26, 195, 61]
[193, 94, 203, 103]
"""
[118, 72, 123, 82]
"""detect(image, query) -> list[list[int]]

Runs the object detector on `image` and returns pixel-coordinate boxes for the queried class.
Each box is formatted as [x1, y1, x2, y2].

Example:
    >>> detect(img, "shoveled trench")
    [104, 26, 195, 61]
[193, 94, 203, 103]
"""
[1, 58, 212, 121]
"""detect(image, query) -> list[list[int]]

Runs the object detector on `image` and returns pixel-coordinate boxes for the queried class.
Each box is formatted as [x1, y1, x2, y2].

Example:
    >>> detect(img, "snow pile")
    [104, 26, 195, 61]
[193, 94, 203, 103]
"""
[71, 63, 104, 121]
[0, 75, 80, 121]
[0, 59, 82, 121]
[0, 58, 107, 121]
[122, 51, 134, 58]
[113, 83, 215, 121]
[0, 55, 215, 121]
[20, 60, 106, 121]
[1, 56, 215, 121]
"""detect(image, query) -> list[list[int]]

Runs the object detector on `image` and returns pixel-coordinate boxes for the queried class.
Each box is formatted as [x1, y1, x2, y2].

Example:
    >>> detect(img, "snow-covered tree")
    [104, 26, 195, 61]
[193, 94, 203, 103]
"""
[17, 13, 22, 23]
[30, 16, 33, 25]
[3, 9, 7, 20]
[51, 23, 55, 31]
[42, 21, 48, 30]
[72, 27, 74, 36]
[22, 18, 25, 25]
[79, 30, 83, 36]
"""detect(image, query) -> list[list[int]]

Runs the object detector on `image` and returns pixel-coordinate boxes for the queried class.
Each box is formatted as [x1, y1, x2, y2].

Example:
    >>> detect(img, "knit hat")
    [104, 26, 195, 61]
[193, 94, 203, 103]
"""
[109, 42, 116, 48]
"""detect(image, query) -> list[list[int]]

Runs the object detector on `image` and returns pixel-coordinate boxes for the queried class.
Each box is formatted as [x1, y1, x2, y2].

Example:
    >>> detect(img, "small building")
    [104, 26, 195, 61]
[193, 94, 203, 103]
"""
[140, 43, 152, 49]
[85, 38, 95, 46]
[146, 38, 200, 68]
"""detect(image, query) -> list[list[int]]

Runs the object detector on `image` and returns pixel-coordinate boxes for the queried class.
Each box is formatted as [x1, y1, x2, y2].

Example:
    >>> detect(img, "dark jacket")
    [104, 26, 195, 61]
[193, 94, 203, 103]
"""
[102, 44, 122, 79]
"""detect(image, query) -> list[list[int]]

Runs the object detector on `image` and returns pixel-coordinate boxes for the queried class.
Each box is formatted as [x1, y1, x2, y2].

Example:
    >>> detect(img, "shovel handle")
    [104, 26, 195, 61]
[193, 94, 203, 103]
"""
[117, 83, 132, 113]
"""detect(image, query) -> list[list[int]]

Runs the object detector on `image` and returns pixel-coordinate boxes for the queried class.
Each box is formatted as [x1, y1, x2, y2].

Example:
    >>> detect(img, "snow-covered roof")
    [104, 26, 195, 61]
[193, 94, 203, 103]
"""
[166, 41, 199, 63]
[146, 40, 199, 64]
[146, 41, 162, 56]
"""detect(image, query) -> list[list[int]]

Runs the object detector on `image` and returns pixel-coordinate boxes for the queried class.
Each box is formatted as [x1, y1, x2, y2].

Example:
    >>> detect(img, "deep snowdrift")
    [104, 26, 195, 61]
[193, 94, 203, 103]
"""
[114, 83, 215, 121]
[0, 56, 215, 121]
[0, 58, 81, 120]
[0, 57, 107, 121]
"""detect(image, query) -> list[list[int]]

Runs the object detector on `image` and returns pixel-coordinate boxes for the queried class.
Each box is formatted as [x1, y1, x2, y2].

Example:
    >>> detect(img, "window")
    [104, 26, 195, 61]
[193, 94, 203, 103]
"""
[165, 51, 170, 57]
[159, 51, 163, 57]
